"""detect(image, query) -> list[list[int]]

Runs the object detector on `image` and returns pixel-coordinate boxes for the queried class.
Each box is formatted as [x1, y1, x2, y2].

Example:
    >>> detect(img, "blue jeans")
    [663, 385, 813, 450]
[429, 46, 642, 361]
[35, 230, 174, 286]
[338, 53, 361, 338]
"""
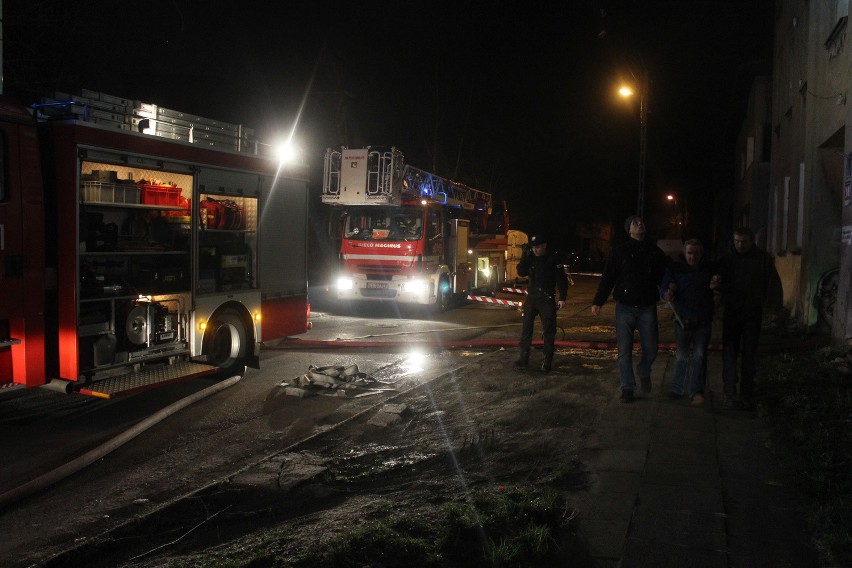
[615, 303, 659, 391]
[671, 320, 712, 397]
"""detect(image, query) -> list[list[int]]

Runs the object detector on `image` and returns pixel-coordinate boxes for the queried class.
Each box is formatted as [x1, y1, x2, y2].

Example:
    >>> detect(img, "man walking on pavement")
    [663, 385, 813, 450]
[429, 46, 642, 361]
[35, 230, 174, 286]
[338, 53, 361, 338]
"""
[591, 216, 669, 402]
[660, 239, 719, 406]
[514, 234, 568, 372]
[717, 226, 783, 410]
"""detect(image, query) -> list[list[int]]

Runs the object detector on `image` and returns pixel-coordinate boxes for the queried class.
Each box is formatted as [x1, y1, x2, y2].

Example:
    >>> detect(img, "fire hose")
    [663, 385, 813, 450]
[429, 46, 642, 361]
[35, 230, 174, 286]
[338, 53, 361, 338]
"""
[0, 374, 243, 507]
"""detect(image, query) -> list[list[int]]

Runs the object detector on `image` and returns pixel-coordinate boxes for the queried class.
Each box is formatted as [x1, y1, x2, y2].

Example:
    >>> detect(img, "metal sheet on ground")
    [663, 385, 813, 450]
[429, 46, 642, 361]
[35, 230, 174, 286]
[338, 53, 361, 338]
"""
[76, 362, 218, 398]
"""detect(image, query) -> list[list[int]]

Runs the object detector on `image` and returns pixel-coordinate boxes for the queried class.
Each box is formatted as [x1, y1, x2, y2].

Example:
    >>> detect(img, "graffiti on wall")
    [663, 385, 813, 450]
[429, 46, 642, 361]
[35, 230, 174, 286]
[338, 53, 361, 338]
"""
[813, 268, 839, 333]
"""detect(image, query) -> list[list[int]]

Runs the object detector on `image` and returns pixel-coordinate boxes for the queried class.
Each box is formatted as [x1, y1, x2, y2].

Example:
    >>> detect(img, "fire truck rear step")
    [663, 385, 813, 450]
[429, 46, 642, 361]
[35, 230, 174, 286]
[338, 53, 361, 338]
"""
[74, 362, 219, 399]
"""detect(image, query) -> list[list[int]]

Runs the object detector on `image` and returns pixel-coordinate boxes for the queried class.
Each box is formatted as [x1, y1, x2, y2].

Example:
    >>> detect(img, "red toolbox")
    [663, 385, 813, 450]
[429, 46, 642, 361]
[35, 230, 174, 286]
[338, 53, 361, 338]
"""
[140, 184, 182, 206]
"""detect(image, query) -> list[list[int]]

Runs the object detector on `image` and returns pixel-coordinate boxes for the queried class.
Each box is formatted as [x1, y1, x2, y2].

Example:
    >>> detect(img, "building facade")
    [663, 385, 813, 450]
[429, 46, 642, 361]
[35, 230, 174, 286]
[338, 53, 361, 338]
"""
[756, 0, 851, 342]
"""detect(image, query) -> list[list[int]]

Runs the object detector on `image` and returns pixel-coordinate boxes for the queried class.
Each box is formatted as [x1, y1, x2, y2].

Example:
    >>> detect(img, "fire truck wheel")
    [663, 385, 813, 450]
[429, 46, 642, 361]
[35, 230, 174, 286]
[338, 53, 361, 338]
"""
[204, 309, 249, 377]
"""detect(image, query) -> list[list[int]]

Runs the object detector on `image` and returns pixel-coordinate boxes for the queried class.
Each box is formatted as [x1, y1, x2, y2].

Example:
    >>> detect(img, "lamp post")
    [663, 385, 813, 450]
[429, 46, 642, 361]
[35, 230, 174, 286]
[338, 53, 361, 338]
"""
[618, 77, 647, 218]
[666, 193, 678, 238]
[665, 193, 686, 238]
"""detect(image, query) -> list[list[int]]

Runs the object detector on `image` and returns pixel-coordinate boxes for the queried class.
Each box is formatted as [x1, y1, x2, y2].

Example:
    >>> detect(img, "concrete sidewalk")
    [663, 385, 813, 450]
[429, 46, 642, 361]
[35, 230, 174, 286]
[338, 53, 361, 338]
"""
[573, 351, 816, 567]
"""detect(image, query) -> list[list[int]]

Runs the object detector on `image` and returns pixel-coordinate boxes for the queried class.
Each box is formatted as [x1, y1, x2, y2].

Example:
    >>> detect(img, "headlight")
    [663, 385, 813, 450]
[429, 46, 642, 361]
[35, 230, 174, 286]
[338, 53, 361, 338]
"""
[337, 277, 354, 290]
[403, 280, 428, 293]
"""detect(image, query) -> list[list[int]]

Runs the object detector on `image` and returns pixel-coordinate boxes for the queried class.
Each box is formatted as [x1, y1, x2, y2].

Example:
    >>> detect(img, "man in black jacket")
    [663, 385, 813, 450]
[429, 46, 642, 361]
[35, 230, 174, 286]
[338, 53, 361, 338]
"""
[717, 226, 783, 409]
[514, 234, 568, 372]
[591, 216, 668, 402]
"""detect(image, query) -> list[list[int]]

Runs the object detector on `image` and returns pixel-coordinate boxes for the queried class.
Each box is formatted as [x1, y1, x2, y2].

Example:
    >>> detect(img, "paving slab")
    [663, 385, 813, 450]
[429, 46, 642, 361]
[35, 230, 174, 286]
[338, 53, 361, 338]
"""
[578, 350, 818, 566]
[621, 537, 728, 568]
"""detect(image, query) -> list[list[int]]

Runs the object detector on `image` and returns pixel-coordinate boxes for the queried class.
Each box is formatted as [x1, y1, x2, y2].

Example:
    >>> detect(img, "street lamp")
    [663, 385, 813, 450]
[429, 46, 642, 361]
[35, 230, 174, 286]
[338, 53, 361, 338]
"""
[665, 193, 685, 238]
[618, 78, 647, 218]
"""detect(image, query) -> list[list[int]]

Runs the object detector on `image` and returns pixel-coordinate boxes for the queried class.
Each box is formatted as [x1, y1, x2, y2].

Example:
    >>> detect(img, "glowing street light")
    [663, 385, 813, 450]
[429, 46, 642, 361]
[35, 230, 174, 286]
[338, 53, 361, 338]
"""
[664, 193, 685, 237]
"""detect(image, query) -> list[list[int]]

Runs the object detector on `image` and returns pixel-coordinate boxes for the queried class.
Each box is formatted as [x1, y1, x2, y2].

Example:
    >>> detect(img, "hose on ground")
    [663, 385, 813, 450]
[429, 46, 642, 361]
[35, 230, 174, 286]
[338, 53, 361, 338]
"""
[0, 374, 242, 508]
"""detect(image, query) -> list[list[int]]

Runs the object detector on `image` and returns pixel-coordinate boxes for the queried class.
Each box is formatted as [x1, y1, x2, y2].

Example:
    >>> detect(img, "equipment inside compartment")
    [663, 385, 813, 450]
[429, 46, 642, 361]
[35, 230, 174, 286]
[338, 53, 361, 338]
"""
[76, 162, 259, 372]
[79, 300, 183, 371]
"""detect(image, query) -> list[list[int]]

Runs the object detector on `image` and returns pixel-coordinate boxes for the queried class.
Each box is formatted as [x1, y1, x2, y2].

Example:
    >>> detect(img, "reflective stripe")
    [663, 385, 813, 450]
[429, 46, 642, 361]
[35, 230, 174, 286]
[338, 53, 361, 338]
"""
[343, 254, 413, 262]
[466, 295, 522, 308]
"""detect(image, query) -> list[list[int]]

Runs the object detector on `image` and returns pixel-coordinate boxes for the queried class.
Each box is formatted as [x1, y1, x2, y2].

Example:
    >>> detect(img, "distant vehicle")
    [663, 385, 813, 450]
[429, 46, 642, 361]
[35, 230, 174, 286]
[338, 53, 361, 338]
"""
[322, 147, 511, 309]
[566, 251, 605, 273]
[564, 251, 581, 269]
[0, 89, 309, 397]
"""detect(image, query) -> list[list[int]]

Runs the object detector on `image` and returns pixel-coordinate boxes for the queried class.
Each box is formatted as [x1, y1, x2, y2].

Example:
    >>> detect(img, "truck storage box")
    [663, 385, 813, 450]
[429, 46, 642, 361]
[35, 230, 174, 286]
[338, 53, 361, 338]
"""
[136, 267, 188, 293]
[140, 184, 182, 206]
[81, 182, 141, 204]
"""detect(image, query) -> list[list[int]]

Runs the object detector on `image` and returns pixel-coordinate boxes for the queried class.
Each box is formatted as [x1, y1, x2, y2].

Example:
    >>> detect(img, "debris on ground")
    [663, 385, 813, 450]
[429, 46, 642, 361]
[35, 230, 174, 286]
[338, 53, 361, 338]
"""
[280, 364, 397, 398]
[367, 403, 411, 427]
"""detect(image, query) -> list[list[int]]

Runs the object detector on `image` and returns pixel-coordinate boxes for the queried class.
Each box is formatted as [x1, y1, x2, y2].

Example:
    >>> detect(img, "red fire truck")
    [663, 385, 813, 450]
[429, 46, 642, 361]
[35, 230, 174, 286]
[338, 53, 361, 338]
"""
[0, 90, 309, 397]
[322, 147, 509, 309]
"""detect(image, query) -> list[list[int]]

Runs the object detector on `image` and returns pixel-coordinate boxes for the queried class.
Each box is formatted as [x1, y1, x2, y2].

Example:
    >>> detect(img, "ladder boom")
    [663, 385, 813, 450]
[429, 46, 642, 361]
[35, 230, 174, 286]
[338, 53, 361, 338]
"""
[322, 146, 492, 212]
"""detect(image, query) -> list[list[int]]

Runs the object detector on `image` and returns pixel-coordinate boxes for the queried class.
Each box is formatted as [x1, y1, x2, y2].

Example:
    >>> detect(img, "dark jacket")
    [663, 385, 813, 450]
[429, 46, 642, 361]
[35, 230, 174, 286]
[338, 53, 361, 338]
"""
[717, 244, 783, 312]
[659, 256, 715, 322]
[517, 251, 568, 301]
[593, 238, 669, 308]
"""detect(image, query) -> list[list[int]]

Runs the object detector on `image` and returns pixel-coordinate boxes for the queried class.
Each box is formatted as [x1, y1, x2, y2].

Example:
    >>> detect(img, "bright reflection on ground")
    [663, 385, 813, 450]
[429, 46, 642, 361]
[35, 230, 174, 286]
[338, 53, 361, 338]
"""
[419, 351, 489, 550]
[402, 350, 427, 374]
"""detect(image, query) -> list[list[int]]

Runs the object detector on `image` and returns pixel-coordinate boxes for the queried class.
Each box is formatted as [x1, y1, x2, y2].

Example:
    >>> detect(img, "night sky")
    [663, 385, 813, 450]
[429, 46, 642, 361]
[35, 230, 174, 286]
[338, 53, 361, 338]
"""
[5, 0, 773, 251]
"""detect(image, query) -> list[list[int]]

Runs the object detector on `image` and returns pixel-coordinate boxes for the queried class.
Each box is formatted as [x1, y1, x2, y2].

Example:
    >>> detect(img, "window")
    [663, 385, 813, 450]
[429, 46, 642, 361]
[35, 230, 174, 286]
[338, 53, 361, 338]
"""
[845, 153, 852, 206]
[770, 186, 779, 254]
[782, 176, 790, 251]
[797, 163, 805, 249]
[746, 136, 755, 170]
[0, 132, 6, 202]
[343, 206, 423, 242]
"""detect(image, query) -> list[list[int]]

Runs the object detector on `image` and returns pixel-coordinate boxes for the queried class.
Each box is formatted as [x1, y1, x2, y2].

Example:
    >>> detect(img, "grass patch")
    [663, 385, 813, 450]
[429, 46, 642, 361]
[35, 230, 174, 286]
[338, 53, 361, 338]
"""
[758, 346, 852, 565]
[290, 486, 588, 567]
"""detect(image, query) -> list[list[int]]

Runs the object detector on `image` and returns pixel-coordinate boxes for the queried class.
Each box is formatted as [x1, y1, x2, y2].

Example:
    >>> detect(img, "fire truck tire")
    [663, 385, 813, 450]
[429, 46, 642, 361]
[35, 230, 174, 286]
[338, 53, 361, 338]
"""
[204, 309, 249, 377]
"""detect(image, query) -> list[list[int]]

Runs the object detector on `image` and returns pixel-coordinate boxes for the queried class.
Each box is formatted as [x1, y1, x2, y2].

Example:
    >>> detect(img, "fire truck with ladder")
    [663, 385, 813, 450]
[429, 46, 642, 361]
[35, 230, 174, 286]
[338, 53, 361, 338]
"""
[322, 146, 509, 309]
[0, 89, 309, 398]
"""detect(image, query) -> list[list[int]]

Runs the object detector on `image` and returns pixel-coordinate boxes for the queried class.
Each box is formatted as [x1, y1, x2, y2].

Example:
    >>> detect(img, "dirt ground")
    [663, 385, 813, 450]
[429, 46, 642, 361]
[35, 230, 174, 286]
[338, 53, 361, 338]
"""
[48, 346, 615, 567]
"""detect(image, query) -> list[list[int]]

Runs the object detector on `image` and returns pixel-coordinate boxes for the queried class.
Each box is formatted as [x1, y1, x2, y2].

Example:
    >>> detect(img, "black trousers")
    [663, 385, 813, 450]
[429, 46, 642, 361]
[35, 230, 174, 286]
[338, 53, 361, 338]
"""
[722, 306, 763, 398]
[519, 292, 557, 356]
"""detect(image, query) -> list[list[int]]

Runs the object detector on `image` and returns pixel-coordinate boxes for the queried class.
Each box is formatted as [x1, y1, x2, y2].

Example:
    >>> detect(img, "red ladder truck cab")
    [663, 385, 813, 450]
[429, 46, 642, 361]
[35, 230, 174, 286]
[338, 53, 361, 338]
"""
[322, 147, 509, 309]
[0, 90, 309, 397]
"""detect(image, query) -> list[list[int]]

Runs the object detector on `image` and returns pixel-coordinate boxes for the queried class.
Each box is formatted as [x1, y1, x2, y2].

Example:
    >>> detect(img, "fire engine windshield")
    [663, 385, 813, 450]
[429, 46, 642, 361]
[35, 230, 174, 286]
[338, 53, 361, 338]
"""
[344, 207, 423, 241]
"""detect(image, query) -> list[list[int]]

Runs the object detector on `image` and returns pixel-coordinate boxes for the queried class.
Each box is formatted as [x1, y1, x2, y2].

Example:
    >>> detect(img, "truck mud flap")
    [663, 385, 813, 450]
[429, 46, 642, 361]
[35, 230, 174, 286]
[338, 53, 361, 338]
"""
[74, 362, 219, 399]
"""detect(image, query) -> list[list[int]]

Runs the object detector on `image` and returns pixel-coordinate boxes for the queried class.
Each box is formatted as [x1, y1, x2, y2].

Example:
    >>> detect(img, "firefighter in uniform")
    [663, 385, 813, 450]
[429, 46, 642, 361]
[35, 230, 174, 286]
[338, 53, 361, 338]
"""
[514, 234, 569, 372]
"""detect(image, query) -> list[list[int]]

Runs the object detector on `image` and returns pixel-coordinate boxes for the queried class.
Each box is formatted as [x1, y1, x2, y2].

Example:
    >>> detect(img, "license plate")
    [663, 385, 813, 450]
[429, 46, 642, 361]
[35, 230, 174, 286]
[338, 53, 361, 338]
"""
[366, 282, 389, 289]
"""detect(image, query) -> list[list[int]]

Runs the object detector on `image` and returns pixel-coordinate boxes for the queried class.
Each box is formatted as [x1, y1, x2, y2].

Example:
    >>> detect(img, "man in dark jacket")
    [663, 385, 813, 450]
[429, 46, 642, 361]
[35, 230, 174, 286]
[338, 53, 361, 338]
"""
[660, 239, 719, 406]
[592, 216, 668, 402]
[717, 226, 783, 409]
[514, 234, 568, 372]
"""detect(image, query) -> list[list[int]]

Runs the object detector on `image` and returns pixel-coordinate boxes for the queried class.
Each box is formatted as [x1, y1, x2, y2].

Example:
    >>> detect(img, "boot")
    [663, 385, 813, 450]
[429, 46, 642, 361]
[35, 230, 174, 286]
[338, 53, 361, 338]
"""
[540, 353, 553, 373]
[514, 350, 529, 368]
